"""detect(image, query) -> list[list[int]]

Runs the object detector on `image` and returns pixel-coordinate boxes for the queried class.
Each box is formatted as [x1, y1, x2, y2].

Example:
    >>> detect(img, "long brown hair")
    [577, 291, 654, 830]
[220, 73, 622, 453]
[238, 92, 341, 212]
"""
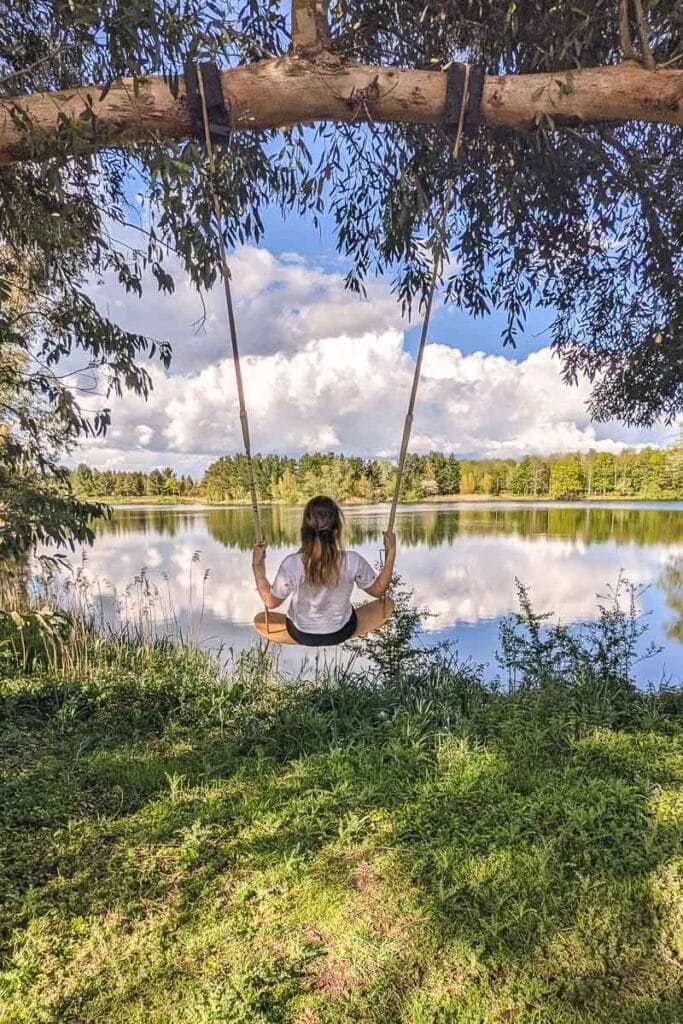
[300, 495, 344, 586]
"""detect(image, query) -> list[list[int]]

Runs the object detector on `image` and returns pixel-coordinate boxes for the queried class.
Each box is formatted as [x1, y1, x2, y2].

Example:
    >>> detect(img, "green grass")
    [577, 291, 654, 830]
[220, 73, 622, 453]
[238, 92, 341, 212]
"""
[1, 624, 683, 1024]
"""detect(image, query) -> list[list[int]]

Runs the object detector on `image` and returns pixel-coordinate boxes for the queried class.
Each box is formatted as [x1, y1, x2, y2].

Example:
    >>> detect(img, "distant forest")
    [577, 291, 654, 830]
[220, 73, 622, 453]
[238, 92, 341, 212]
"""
[68, 435, 683, 503]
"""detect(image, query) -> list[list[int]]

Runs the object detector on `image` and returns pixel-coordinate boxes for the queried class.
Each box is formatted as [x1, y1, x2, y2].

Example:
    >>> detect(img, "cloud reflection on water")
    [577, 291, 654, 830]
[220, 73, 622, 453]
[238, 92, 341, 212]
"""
[55, 502, 683, 682]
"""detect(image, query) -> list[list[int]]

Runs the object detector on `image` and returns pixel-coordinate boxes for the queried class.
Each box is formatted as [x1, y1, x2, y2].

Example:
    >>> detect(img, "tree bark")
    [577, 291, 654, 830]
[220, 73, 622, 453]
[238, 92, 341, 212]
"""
[291, 0, 331, 53]
[0, 59, 681, 166]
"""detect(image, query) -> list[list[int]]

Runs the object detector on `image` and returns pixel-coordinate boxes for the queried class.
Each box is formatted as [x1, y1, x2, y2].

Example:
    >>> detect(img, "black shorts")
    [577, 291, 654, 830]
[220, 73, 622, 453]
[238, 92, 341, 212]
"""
[285, 608, 358, 647]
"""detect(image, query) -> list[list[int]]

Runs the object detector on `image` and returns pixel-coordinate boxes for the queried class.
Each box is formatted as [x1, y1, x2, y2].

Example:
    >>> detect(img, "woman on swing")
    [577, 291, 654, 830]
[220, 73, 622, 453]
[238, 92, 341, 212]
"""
[252, 495, 397, 647]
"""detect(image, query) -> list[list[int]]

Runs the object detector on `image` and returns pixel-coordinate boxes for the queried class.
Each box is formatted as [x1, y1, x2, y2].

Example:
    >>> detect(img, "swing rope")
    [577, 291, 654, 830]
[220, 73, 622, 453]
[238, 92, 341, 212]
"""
[195, 58, 471, 624]
[196, 64, 263, 547]
[386, 64, 472, 534]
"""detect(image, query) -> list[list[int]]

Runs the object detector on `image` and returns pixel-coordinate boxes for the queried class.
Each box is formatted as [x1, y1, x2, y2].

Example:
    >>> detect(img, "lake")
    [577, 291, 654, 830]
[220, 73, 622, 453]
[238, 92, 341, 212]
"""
[66, 501, 683, 684]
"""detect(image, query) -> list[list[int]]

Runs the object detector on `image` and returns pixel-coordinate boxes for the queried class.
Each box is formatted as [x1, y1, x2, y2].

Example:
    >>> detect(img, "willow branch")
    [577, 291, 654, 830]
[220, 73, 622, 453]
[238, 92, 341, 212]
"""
[618, 0, 636, 61]
[603, 128, 672, 273]
[0, 42, 101, 90]
[570, 126, 672, 278]
[632, 0, 656, 69]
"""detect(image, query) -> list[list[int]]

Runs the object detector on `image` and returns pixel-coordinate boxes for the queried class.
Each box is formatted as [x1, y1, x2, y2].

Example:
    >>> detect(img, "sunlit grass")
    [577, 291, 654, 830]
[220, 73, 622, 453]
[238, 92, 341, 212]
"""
[1, 608, 683, 1023]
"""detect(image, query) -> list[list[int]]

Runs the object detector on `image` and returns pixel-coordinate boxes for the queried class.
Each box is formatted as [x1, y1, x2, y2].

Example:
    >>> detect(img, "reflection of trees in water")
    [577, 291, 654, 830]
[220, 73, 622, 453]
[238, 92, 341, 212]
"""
[660, 558, 683, 645]
[94, 509, 199, 539]
[96, 503, 683, 552]
[205, 505, 299, 548]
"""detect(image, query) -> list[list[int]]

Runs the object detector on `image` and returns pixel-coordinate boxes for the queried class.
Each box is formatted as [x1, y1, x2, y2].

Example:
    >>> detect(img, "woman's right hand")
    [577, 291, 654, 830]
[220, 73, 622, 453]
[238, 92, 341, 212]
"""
[252, 543, 266, 570]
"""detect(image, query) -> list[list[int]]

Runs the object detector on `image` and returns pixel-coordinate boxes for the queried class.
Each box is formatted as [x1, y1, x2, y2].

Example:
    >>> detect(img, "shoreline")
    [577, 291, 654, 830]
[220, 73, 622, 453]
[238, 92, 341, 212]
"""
[86, 493, 683, 509]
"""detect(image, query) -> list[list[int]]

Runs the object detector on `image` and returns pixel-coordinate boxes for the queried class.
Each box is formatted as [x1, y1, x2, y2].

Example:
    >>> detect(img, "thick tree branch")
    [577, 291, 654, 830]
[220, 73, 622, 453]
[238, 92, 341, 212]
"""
[291, 0, 331, 54]
[0, 61, 681, 166]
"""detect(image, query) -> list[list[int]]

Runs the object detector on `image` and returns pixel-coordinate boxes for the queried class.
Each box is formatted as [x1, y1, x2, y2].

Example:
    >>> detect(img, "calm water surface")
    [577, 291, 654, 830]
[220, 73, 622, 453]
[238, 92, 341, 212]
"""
[72, 501, 683, 684]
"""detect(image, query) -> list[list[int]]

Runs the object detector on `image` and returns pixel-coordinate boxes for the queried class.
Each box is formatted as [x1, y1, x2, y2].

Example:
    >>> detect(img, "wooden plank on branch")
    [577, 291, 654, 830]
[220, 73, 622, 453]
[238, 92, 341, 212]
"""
[0, 60, 681, 166]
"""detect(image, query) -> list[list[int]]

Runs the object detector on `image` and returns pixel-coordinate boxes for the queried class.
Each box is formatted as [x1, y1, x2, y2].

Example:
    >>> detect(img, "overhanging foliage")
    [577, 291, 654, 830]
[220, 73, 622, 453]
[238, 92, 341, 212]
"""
[0, 1, 681, 554]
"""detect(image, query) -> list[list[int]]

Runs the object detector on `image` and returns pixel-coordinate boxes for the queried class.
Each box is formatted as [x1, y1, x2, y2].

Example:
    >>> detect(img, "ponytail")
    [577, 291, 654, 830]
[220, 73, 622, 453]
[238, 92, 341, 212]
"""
[300, 496, 344, 586]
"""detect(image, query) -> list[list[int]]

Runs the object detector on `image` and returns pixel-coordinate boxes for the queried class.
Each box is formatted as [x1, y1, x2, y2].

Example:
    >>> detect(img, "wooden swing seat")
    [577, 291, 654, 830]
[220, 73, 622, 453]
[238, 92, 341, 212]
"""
[254, 597, 395, 647]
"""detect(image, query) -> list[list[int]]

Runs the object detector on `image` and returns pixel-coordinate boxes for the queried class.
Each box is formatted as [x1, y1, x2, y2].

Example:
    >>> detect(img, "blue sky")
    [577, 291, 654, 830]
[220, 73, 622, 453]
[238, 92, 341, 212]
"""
[256, 202, 557, 361]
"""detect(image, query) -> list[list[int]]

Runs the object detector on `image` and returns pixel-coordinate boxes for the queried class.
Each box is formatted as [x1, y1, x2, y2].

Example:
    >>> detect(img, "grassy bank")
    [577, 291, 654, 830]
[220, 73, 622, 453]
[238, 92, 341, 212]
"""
[89, 494, 681, 508]
[87, 494, 209, 506]
[1, 595, 683, 1022]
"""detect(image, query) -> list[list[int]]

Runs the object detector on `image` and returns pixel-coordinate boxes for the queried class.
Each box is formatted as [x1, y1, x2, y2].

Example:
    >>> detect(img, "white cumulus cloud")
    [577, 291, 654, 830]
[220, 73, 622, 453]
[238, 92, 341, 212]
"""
[75, 245, 668, 473]
[90, 244, 404, 371]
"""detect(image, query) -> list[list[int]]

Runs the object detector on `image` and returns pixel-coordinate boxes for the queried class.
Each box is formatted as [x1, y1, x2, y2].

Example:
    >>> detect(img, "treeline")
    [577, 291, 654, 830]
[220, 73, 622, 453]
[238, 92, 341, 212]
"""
[68, 436, 683, 503]
[459, 442, 683, 499]
[67, 452, 460, 502]
[68, 465, 195, 499]
[201, 452, 461, 504]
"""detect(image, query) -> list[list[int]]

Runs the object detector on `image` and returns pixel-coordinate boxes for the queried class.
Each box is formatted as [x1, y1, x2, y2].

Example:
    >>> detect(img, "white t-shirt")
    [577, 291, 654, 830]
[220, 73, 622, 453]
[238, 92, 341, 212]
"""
[271, 550, 377, 634]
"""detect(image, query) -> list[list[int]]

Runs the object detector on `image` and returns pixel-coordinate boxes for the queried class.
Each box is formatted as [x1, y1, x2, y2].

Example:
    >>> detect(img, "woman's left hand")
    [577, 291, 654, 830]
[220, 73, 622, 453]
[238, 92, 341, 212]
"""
[252, 543, 266, 569]
[383, 530, 396, 556]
